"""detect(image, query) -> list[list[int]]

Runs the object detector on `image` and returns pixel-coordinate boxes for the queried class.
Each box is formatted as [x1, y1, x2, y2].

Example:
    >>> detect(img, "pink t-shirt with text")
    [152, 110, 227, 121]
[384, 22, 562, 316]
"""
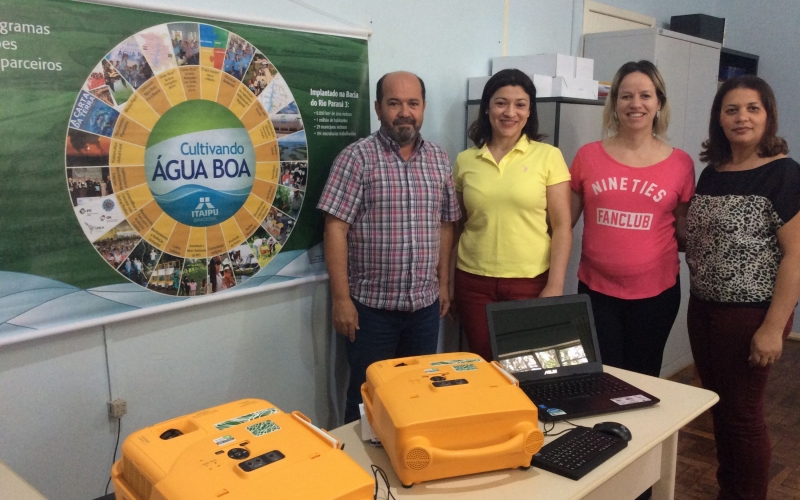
[570, 141, 695, 299]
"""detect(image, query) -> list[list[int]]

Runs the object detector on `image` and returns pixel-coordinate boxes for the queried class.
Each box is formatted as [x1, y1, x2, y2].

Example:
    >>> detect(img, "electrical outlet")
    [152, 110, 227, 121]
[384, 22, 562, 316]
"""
[108, 398, 127, 418]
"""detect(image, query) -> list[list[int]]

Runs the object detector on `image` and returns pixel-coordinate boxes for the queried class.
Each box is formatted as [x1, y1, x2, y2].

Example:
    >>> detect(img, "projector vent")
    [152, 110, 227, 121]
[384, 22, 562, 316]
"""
[123, 456, 153, 500]
[405, 448, 431, 470]
[525, 432, 545, 454]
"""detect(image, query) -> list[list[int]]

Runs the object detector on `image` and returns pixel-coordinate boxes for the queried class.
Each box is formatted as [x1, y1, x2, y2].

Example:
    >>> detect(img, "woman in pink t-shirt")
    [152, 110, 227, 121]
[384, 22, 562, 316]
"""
[570, 60, 695, 378]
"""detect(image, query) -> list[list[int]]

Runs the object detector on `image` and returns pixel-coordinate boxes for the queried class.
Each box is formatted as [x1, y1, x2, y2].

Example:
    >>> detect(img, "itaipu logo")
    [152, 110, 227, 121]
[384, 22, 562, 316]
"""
[145, 100, 256, 227]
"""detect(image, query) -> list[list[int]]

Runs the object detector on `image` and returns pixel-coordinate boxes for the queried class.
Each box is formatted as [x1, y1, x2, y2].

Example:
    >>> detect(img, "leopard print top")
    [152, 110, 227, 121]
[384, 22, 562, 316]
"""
[686, 158, 800, 306]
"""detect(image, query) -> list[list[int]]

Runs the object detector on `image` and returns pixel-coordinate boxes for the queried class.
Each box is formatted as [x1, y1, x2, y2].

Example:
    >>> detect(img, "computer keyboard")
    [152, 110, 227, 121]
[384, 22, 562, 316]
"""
[531, 426, 628, 480]
[522, 373, 629, 403]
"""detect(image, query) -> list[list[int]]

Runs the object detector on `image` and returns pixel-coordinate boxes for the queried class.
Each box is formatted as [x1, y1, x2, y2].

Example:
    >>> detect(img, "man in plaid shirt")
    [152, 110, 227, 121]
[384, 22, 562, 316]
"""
[318, 71, 461, 423]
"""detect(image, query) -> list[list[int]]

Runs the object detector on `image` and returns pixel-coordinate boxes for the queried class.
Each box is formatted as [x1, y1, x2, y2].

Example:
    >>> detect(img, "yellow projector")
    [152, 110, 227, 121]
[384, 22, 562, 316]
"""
[111, 399, 373, 500]
[361, 352, 544, 487]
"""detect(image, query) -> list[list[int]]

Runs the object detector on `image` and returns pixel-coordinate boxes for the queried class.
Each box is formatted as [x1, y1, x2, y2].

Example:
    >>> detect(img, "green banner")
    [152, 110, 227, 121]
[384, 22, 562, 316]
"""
[0, 0, 370, 335]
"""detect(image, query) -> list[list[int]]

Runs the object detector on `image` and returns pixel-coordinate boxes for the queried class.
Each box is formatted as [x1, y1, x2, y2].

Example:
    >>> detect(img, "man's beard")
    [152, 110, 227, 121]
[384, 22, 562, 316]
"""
[383, 117, 420, 146]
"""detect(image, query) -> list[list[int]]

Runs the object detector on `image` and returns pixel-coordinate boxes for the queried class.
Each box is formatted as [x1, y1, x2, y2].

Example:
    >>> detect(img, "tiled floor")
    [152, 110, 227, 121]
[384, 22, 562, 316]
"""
[670, 339, 800, 500]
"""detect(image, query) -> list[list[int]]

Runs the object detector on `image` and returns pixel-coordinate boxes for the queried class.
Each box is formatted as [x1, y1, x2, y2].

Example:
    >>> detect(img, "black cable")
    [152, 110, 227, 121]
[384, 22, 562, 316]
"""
[371, 464, 397, 500]
[105, 417, 122, 496]
[542, 419, 579, 437]
[544, 427, 576, 437]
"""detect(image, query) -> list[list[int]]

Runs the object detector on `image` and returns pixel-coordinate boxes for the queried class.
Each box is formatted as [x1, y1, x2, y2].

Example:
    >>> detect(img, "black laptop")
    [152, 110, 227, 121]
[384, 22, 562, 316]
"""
[487, 294, 659, 422]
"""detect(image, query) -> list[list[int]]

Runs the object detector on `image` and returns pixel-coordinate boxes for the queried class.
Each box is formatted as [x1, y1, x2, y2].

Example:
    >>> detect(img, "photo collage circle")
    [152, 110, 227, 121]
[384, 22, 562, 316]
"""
[65, 23, 308, 296]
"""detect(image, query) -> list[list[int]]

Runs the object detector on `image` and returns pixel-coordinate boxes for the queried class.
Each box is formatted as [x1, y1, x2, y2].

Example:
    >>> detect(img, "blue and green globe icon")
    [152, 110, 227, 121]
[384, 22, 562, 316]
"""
[65, 23, 308, 296]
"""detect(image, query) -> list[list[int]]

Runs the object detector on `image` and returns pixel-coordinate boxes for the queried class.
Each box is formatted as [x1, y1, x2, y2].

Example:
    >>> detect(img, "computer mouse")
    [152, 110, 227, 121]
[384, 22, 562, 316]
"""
[593, 422, 632, 441]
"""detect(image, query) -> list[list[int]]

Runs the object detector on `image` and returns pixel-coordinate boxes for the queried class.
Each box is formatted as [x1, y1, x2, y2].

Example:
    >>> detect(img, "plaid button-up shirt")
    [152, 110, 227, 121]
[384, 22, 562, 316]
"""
[318, 129, 461, 311]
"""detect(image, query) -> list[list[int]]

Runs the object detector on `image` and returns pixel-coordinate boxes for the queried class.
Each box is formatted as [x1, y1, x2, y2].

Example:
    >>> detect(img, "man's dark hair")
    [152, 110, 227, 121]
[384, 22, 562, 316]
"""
[467, 68, 542, 148]
[700, 75, 788, 167]
[376, 72, 426, 104]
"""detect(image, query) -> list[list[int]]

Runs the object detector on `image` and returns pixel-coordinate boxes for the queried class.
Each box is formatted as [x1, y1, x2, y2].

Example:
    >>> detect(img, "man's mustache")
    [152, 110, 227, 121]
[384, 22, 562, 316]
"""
[393, 117, 416, 126]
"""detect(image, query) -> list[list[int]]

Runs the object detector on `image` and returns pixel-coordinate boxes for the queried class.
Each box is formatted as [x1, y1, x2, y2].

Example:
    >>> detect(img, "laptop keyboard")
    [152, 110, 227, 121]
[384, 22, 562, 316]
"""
[522, 373, 628, 403]
[531, 425, 628, 480]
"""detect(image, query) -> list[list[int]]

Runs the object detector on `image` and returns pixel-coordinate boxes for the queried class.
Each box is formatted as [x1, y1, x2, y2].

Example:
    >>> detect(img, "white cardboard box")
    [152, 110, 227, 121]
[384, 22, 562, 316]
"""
[492, 53, 575, 78]
[467, 73, 552, 100]
[532, 74, 553, 98]
[574, 57, 594, 80]
[552, 76, 599, 99]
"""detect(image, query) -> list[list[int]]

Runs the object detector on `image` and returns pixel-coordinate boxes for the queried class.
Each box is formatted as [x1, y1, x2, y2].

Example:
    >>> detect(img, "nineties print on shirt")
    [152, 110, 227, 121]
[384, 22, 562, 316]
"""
[590, 177, 667, 202]
[591, 176, 665, 231]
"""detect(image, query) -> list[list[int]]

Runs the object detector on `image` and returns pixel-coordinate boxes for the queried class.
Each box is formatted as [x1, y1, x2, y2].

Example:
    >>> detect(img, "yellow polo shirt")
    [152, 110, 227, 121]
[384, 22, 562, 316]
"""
[454, 135, 571, 277]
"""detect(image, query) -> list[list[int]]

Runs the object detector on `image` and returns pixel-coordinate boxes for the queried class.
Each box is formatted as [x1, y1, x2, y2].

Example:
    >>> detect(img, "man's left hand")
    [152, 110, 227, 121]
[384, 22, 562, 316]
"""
[439, 283, 451, 318]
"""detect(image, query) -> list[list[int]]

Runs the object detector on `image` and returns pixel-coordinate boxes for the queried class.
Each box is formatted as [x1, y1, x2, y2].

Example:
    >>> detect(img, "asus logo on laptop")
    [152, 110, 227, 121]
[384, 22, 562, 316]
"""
[544, 369, 558, 375]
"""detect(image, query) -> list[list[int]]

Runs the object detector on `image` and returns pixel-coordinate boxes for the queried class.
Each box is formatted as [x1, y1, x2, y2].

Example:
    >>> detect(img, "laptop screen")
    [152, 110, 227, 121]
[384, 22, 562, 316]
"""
[487, 295, 602, 380]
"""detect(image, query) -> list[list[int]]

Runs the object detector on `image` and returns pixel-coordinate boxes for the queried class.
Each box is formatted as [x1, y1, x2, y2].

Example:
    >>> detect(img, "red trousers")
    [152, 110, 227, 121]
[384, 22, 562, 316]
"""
[453, 268, 548, 361]
[688, 296, 794, 500]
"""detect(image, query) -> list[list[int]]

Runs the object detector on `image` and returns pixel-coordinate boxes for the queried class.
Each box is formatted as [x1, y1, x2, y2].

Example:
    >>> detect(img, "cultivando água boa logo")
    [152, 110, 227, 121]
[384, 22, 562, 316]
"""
[145, 100, 256, 226]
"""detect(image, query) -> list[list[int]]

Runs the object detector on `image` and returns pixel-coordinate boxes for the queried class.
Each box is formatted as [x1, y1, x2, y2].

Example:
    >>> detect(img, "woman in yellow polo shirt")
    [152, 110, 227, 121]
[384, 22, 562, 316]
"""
[453, 69, 572, 360]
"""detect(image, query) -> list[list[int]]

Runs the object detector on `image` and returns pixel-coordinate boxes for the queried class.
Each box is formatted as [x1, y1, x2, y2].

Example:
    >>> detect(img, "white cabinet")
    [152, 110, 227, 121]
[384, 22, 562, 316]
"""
[583, 28, 721, 377]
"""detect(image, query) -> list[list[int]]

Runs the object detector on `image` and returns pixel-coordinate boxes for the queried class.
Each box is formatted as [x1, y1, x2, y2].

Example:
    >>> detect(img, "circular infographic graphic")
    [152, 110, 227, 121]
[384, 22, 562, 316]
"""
[65, 23, 308, 296]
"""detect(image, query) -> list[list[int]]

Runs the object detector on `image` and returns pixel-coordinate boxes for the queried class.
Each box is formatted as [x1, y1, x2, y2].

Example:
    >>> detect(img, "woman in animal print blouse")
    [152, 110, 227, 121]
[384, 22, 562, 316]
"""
[686, 75, 800, 500]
